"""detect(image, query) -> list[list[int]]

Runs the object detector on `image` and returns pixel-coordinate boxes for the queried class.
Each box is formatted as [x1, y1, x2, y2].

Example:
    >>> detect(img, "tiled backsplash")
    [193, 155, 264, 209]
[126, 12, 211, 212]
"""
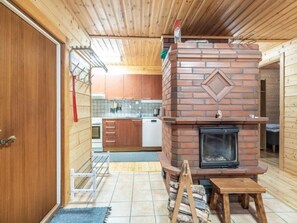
[92, 99, 162, 117]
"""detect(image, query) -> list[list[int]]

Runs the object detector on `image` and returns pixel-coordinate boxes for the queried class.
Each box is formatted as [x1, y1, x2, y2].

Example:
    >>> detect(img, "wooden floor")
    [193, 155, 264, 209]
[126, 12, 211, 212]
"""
[260, 149, 279, 166]
[110, 158, 297, 212]
[258, 159, 297, 211]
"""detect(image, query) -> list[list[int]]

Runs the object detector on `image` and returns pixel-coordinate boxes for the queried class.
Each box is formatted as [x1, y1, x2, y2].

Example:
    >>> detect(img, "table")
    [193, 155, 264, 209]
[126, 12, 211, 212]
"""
[209, 178, 267, 223]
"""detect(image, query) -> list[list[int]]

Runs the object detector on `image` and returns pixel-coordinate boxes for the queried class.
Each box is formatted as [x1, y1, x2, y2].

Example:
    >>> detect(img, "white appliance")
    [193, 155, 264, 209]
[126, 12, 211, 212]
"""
[142, 118, 162, 147]
[92, 117, 103, 152]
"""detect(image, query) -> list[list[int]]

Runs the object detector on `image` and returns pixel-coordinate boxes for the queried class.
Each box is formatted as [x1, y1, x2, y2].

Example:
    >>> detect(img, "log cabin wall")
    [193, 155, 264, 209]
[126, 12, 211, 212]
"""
[261, 38, 297, 174]
[260, 68, 280, 124]
[11, 0, 92, 204]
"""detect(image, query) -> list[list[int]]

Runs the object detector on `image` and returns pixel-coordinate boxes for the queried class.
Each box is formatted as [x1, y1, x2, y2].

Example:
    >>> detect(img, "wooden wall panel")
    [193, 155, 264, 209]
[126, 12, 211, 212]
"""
[27, 0, 90, 46]
[261, 38, 297, 174]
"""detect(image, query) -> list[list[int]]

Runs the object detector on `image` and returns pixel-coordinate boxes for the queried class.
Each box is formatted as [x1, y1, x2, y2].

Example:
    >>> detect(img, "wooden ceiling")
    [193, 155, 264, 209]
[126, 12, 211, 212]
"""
[64, 0, 297, 67]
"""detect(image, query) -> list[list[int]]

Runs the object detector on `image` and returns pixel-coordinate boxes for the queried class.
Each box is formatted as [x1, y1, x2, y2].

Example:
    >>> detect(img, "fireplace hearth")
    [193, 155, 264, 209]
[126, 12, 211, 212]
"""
[199, 127, 239, 169]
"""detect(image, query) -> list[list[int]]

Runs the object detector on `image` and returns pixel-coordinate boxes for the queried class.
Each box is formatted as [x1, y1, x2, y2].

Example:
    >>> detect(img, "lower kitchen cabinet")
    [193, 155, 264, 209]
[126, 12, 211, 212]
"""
[103, 119, 142, 151]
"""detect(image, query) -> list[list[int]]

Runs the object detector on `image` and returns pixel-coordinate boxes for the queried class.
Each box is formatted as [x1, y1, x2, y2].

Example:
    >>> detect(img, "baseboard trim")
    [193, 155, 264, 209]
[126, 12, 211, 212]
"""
[40, 203, 60, 223]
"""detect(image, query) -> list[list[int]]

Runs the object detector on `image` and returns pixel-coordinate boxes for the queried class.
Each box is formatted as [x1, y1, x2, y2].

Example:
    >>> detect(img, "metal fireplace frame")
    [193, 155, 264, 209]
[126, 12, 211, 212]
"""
[199, 127, 239, 169]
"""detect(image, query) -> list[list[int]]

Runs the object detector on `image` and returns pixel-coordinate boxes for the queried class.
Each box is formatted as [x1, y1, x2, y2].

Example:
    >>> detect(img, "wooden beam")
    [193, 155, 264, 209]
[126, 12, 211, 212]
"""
[162, 35, 233, 39]
[92, 65, 162, 75]
[256, 40, 290, 43]
[162, 35, 289, 42]
[90, 35, 161, 40]
[259, 55, 280, 68]
[91, 35, 288, 42]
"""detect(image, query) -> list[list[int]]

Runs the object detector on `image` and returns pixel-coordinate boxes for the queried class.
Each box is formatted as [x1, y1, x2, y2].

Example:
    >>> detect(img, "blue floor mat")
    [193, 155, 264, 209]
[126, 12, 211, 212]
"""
[50, 207, 111, 223]
[96, 151, 159, 162]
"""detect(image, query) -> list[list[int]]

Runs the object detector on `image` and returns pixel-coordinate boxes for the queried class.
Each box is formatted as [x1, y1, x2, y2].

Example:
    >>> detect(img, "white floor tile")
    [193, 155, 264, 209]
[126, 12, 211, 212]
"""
[134, 181, 151, 190]
[130, 216, 156, 223]
[152, 189, 169, 201]
[154, 200, 169, 216]
[155, 215, 170, 223]
[133, 189, 153, 201]
[131, 201, 154, 216]
[109, 202, 131, 217]
[106, 216, 130, 223]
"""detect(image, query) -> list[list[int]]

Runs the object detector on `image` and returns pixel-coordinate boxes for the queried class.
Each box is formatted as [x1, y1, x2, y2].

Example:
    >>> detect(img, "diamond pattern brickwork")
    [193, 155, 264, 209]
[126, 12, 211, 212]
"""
[202, 69, 234, 102]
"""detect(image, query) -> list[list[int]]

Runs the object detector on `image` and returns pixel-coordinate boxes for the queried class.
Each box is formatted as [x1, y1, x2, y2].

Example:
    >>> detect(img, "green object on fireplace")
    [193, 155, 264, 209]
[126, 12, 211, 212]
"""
[161, 49, 168, 59]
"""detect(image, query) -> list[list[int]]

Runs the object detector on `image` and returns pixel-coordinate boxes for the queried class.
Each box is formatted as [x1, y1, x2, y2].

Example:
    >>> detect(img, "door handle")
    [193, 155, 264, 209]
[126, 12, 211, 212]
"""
[0, 135, 16, 147]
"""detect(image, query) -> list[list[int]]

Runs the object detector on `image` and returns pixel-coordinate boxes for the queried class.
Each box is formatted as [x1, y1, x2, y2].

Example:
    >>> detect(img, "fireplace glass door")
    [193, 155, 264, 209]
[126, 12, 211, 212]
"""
[199, 127, 239, 168]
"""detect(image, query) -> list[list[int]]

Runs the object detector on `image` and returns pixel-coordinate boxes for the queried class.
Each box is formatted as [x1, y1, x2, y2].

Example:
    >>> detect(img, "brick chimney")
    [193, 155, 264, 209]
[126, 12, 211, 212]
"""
[160, 41, 268, 186]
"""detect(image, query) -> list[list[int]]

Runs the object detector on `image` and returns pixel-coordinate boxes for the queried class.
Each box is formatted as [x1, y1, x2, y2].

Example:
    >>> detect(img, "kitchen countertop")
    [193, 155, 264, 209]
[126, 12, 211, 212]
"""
[101, 116, 159, 119]
[96, 116, 158, 119]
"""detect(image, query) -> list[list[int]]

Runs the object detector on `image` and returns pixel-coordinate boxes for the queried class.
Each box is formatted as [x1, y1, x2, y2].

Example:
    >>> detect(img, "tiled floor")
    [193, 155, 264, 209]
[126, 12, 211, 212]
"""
[66, 171, 297, 223]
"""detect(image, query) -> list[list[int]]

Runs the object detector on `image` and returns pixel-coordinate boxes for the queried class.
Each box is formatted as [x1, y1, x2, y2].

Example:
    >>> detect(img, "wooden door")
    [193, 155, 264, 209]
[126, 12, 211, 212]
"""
[123, 75, 142, 99]
[0, 4, 57, 222]
[106, 74, 124, 99]
[141, 75, 162, 99]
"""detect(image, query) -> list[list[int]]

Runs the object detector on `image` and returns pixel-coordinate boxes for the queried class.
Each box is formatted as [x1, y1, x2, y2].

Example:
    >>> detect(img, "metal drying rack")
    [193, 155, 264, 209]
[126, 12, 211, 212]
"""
[228, 33, 256, 45]
[69, 47, 108, 84]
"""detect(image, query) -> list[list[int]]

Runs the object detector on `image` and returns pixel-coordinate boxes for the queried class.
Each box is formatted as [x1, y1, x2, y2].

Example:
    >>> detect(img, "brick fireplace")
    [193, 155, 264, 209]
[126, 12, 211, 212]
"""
[160, 41, 268, 187]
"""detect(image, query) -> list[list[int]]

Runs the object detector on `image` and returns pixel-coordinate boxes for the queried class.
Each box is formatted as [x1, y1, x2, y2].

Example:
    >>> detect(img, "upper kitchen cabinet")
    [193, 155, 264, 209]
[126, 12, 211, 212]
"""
[141, 75, 162, 100]
[123, 75, 142, 100]
[91, 73, 106, 94]
[106, 74, 124, 99]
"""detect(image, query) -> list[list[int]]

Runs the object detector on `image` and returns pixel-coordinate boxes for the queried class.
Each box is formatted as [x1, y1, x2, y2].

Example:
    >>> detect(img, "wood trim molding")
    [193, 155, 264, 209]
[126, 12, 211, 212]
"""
[40, 204, 60, 223]
[61, 45, 70, 204]
[279, 52, 285, 170]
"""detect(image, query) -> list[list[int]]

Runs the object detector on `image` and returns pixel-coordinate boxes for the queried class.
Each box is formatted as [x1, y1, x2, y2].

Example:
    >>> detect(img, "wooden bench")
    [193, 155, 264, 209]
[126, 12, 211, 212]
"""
[209, 178, 267, 223]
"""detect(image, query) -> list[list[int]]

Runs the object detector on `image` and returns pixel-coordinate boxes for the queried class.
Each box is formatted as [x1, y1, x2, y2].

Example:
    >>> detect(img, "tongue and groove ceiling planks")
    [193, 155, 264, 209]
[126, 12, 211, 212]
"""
[63, 0, 297, 66]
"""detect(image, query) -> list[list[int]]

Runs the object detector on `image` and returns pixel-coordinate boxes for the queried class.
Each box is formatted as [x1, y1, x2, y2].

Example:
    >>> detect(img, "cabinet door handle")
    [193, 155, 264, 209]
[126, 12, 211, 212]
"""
[106, 140, 116, 143]
[106, 126, 115, 129]
[0, 135, 16, 147]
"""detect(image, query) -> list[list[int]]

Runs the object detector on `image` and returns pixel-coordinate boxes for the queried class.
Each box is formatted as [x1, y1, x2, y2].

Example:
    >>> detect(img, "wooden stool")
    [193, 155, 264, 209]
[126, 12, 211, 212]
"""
[209, 178, 267, 223]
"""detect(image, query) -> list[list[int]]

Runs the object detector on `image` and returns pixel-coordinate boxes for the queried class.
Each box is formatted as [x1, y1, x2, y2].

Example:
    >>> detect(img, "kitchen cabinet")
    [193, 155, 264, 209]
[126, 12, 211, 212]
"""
[117, 119, 142, 147]
[98, 74, 162, 100]
[103, 119, 117, 148]
[106, 74, 124, 99]
[141, 75, 162, 99]
[103, 119, 142, 151]
[123, 75, 142, 99]
[92, 73, 106, 94]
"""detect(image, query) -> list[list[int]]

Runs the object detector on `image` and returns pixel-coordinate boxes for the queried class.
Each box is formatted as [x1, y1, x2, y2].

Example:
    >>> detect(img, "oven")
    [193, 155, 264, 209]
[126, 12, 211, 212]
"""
[92, 118, 103, 152]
